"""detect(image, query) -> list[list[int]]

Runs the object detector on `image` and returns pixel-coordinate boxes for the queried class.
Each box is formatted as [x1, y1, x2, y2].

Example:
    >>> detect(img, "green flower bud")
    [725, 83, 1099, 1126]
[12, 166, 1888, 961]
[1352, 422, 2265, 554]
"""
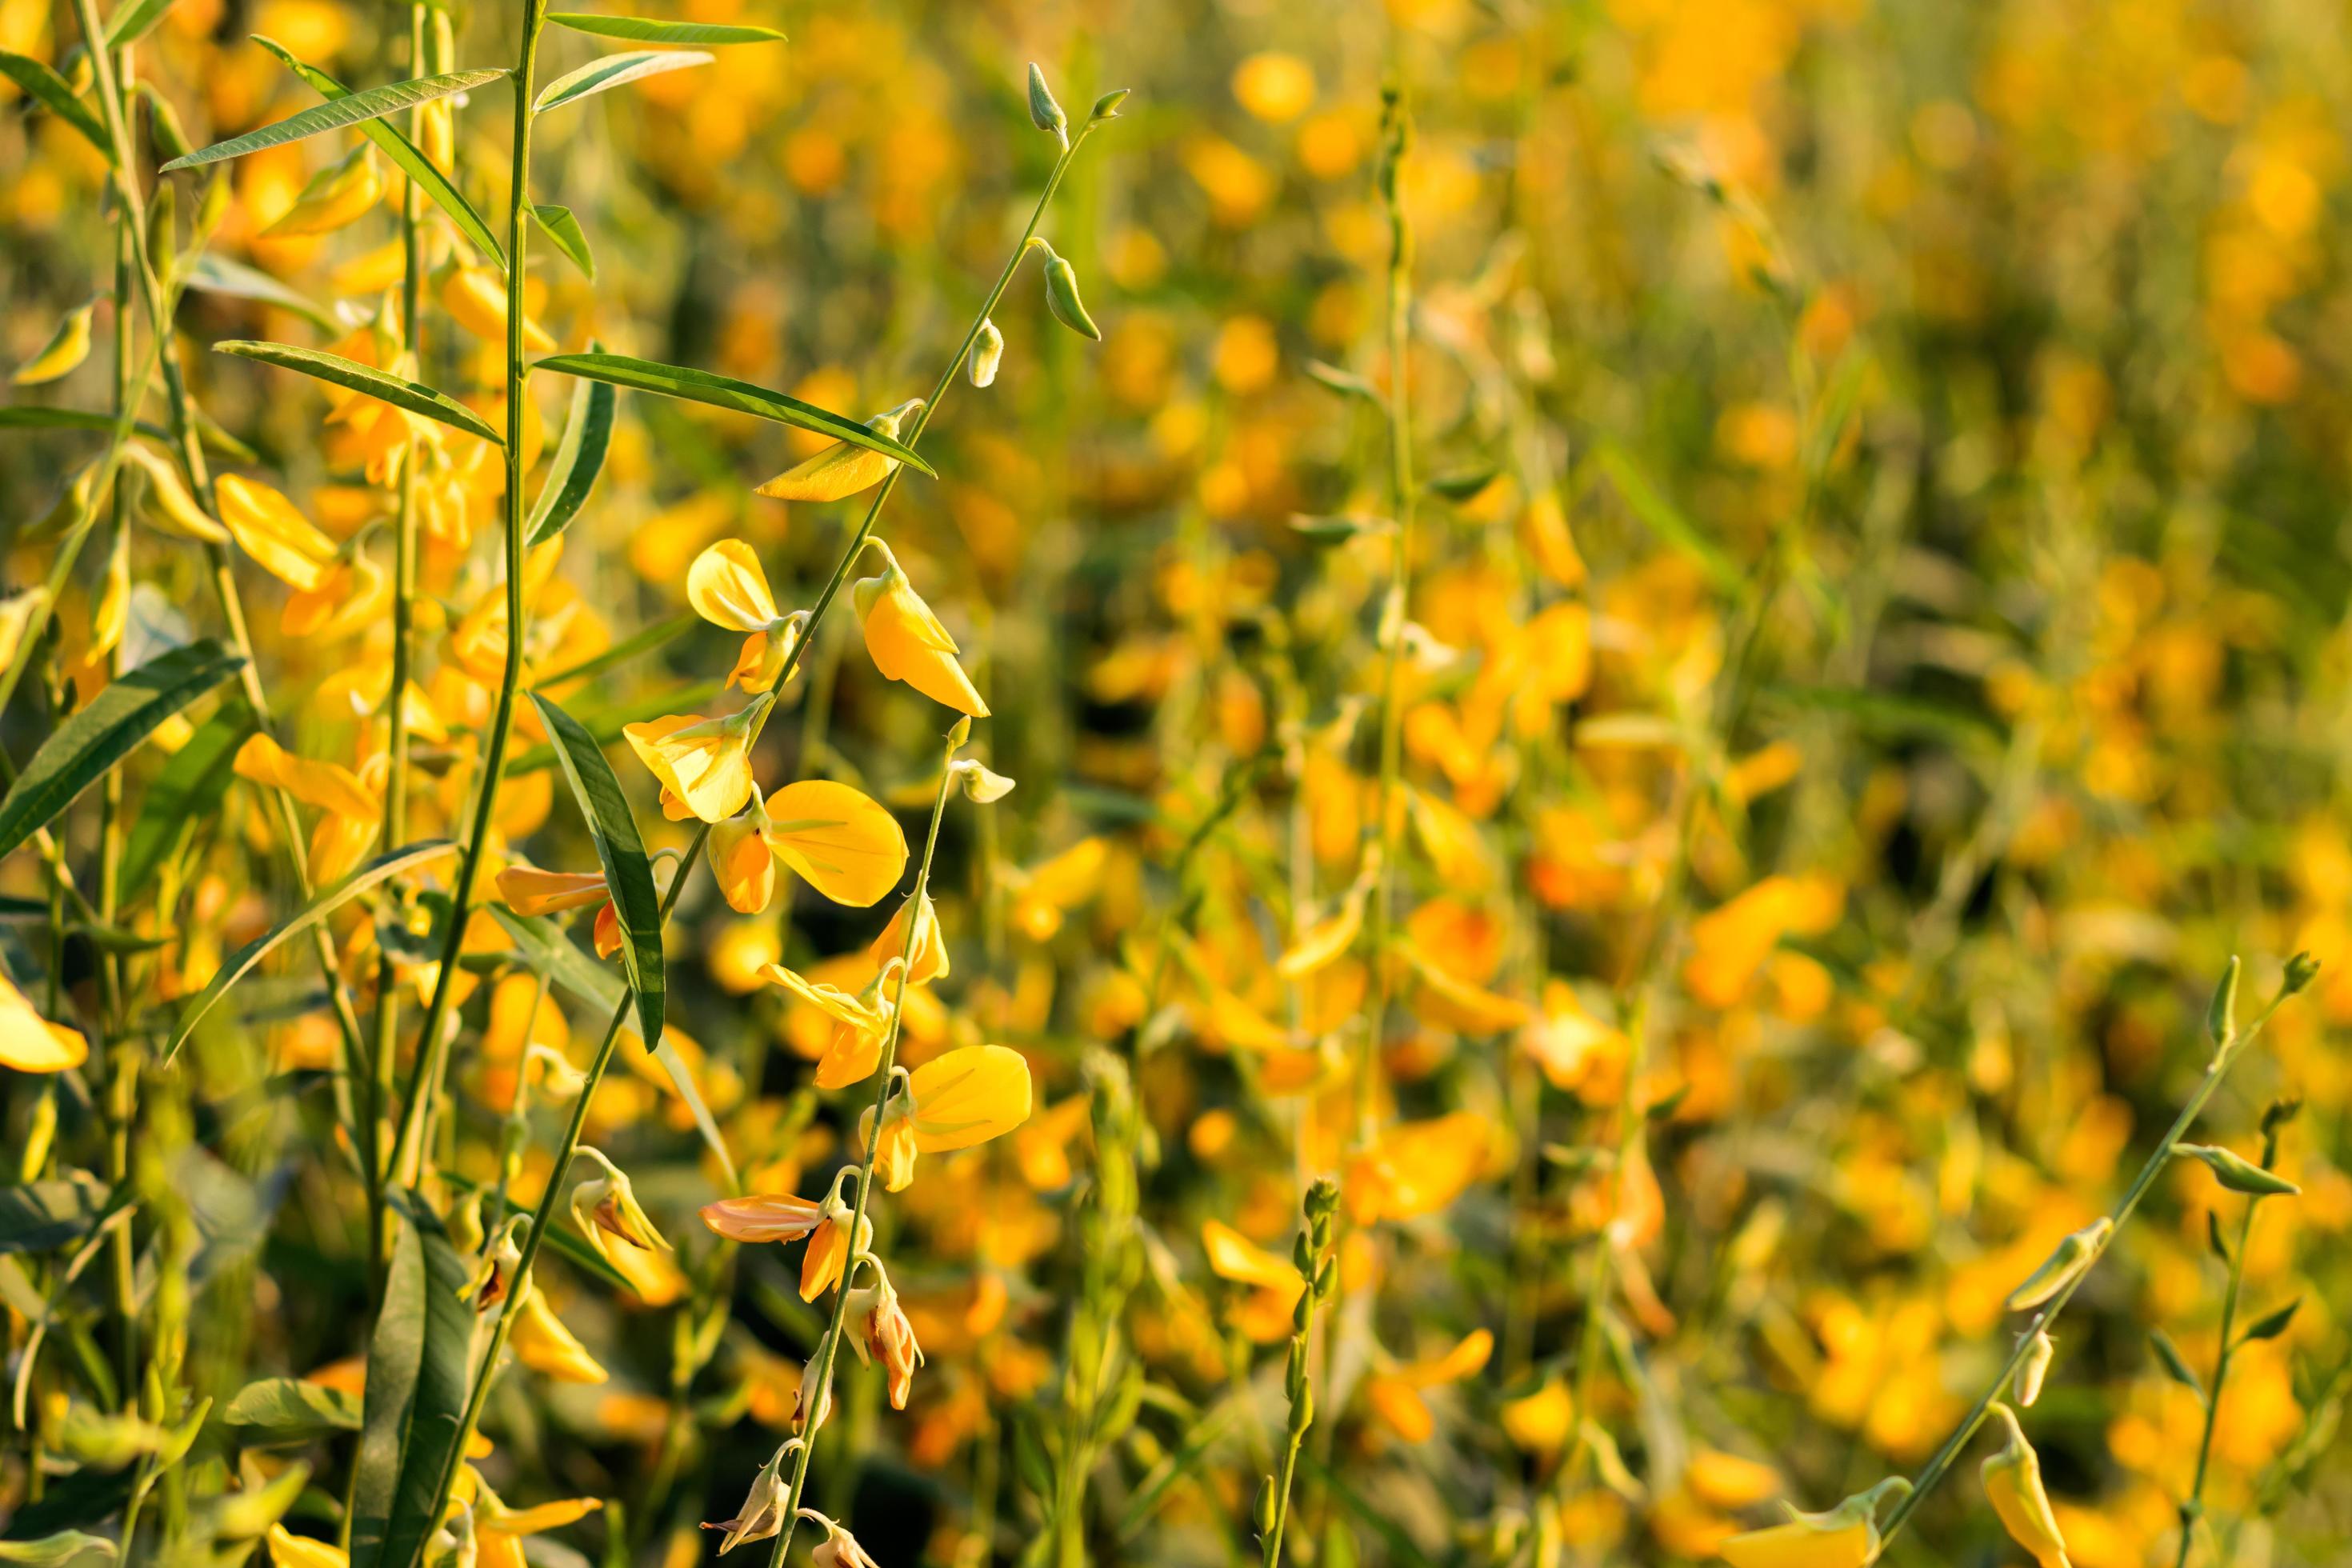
[1026, 62, 1067, 147]
[2172, 1142, 2301, 1198]
[968, 318, 1004, 387]
[1038, 245, 1101, 340]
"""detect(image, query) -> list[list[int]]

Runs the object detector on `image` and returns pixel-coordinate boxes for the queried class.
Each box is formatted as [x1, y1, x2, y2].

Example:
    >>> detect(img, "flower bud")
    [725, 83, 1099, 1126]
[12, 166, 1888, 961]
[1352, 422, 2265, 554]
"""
[1038, 243, 1102, 340]
[955, 758, 1017, 802]
[1026, 63, 1067, 146]
[967, 318, 1004, 388]
[2005, 1218, 2110, 1312]
[1980, 1403, 2070, 1568]
[2014, 1330, 2055, 1407]
[2172, 1142, 2301, 1198]
[702, 1442, 791, 1554]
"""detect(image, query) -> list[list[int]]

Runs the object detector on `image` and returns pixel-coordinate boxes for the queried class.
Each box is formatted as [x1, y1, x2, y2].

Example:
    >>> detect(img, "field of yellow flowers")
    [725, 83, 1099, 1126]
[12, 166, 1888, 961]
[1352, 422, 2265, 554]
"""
[2, 0, 2349, 1565]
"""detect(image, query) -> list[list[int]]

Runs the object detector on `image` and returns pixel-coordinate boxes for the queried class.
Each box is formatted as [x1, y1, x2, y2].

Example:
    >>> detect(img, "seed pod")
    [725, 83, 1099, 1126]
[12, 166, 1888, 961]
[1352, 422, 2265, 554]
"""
[1040, 246, 1101, 340]
[2005, 1218, 2110, 1312]
[1090, 87, 1130, 122]
[967, 318, 1004, 387]
[1027, 62, 1067, 146]
[1254, 1476, 1278, 1534]
[2014, 1330, 2055, 1406]
[2206, 955, 2240, 1048]
[2172, 1142, 2301, 1198]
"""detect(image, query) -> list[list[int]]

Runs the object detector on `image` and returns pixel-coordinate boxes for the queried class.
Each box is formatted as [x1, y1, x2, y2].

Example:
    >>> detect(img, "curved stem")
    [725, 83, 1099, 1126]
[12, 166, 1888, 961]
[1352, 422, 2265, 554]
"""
[2172, 1130, 2274, 1568]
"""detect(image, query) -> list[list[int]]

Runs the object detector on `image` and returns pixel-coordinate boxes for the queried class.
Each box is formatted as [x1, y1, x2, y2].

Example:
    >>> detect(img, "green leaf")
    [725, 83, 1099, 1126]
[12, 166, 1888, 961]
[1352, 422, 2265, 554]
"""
[2241, 1298, 2300, 1344]
[526, 346, 615, 545]
[530, 202, 594, 280]
[105, 0, 176, 48]
[165, 840, 458, 1060]
[536, 612, 690, 688]
[0, 1180, 103, 1255]
[490, 906, 734, 1187]
[2172, 1142, 2302, 1198]
[1595, 443, 1743, 596]
[1302, 359, 1378, 401]
[531, 353, 934, 474]
[115, 702, 253, 909]
[546, 12, 783, 44]
[2150, 1329, 2206, 1404]
[1426, 466, 1502, 502]
[0, 407, 172, 444]
[0, 640, 243, 866]
[222, 1377, 362, 1433]
[250, 37, 507, 271]
[1765, 682, 2003, 748]
[1288, 513, 1394, 544]
[159, 67, 505, 170]
[0, 1530, 115, 1565]
[180, 253, 338, 332]
[0, 53, 111, 162]
[533, 49, 713, 114]
[214, 341, 501, 444]
[528, 692, 663, 1053]
[349, 1195, 471, 1568]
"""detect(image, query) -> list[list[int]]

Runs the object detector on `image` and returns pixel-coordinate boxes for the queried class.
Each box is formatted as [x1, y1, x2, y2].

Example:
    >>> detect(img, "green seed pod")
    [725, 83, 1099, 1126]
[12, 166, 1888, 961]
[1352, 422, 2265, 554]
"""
[1254, 1476, 1278, 1534]
[1042, 249, 1101, 340]
[2005, 1218, 2110, 1312]
[2172, 1142, 2301, 1198]
[144, 180, 176, 288]
[968, 318, 1004, 387]
[1292, 1232, 1314, 1275]
[1314, 1258, 1336, 1299]
[1289, 1383, 1314, 1432]
[1291, 1289, 1312, 1334]
[1026, 62, 1067, 147]
[2206, 955, 2241, 1048]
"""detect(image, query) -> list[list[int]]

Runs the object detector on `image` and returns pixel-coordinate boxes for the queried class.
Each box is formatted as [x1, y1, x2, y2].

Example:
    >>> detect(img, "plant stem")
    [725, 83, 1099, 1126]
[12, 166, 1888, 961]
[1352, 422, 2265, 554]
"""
[1872, 974, 2307, 1556]
[2172, 1128, 2278, 1568]
[762, 733, 960, 1568]
[389, 0, 549, 1189]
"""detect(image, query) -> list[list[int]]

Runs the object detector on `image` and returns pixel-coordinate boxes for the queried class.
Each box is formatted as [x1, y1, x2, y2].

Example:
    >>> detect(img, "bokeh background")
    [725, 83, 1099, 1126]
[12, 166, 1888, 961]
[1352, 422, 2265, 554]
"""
[4, 0, 2350, 1564]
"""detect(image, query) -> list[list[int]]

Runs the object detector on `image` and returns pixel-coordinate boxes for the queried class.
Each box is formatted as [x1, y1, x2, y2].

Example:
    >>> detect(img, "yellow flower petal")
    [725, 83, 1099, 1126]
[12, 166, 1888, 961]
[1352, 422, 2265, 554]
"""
[0, 970, 87, 1074]
[234, 733, 381, 822]
[762, 779, 909, 907]
[686, 540, 778, 632]
[12, 301, 95, 386]
[218, 474, 338, 592]
[906, 1043, 1031, 1152]
[267, 1524, 350, 1568]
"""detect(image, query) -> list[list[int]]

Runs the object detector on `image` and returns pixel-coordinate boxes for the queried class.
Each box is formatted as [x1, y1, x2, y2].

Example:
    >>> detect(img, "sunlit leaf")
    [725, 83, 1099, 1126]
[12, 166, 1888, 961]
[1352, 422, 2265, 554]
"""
[159, 67, 506, 170]
[214, 340, 501, 444]
[533, 50, 712, 114]
[546, 12, 784, 44]
[532, 353, 934, 474]
[529, 691, 664, 1054]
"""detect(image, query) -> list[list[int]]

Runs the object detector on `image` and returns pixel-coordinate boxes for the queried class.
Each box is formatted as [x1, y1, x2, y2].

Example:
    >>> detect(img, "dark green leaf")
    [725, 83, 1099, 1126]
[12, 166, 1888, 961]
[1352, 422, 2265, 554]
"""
[350, 1194, 471, 1568]
[527, 692, 662, 1053]
[105, 0, 176, 48]
[546, 12, 783, 44]
[214, 341, 500, 444]
[526, 346, 615, 545]
[2242, 1298, 2300, 1343]
[222, 1377, 362, 1433]
[0, 53, 111, 162]
[165, 840, 458, 1060]
[0, 640, 243, 866]
[534, 50, 711, 113]
[2150, 1329, 2205, 1402]
[180, 253, 338, 331]
[158, 67, 505, 170]
[1427, 466, 1502, 502]
[250, 37, 506, 270]
[530, 202, 594, 280]
[0, 1180, 103, 1255]
[531, 353, 934, 474]
[0, 407, 171, 444]
[115, 702, 253, 908]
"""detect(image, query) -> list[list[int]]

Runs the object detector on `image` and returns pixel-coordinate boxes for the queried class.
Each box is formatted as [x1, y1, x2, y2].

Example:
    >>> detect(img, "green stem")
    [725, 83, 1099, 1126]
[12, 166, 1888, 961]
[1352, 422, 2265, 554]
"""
[389, 0, 548, 1189]
[762, 734, 961, 1568]
[2172, 1130, 2275, 1568]
[1873, 976, 2306, 1555]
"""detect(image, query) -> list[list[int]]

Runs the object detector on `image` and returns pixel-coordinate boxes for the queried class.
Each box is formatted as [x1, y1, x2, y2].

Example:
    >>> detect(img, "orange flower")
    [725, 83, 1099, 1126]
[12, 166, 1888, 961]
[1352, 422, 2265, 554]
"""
[851, 543, 987, 715]
[0, 966, 86, 1073]
[687, 540, 805, 692]
[1365, 1328, 1493, 1442]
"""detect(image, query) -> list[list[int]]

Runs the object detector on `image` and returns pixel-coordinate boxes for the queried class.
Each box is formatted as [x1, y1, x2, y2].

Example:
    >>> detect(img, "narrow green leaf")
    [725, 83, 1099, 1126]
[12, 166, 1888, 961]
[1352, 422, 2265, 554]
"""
[536, 612, 691, 688]
[250, 37, 506, 270]
[0, 1530, 116, 1565]
[105, 0, 176, 48]
[164, 840, 458, 1060]
[350, 1195, 470, 1568]
[2206, 1210, 2230, 1265]
[1427, 465, 1502, 502]
[528, 691, 663, 1053]
[159, 67, 503, 170]
[180, 253, 338, 331]
[0, 640, 242, 866]
[546, 12, 783, 44]
[533, 49, 712, 114]
[532, 353, 934, 474]
[1302, 359, 1378, 401]
[526, 345, 615, 545]
[2242, 1298, 2300, 1343]
[115, 702, 253, 909]
[1595, 442, 1744, 596]
[0, 1180, 104, 1255]
[530, 202, 594, 280]
[2150, 1329, 2206, 1403]
[222, 1377, 362, 1433]
[0, 407, 172, 444]
[0, 53, 111, 162]
[489, 906, 734, 1186]
[214, 340, 501, 444]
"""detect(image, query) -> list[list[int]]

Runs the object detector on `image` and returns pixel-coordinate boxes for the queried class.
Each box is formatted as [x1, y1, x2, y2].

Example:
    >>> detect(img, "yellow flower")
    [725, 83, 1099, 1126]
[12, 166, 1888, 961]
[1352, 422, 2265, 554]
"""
[798, 1184, 868, 1302]
[707, 810, 777, 914]
[759, 780, 909, 906]
[1981, 1403, 2070, 1568]
[687, 540, 803, 692]
[217, 474, 339, 592]
[698, 1192, 823, 1245]
[0, 967, 86, 1074]
[1346, 1111, 1491, 1225]
[494, 866, 611, 918]
[12, 300, 94, 386]
[761, 961, 898, 1089]
[1365, 1328, 1492, 1443]
[473, 1478, 603, 1568]
[1002, 837, 1106, 941]
[440, 262, 556, 353]
[262, 144, 382, 237]
[266, 1524, 348, 1568]
[511, 1286, 607, 1383]
[851, 545, 987, 716]
[622, 702, 766, 824]
[234, 734, 382, 882]
[1717, 1479, 1911, 1568]
[858, 1045, 1034, 1191]
[754, 399, 922, 502]
[868, 892, 948, 984]
[1231, 52, 1316, 123]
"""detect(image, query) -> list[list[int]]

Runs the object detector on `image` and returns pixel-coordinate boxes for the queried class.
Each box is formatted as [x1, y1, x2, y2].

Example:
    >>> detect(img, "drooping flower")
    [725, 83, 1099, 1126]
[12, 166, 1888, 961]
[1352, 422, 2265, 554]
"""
[1981, 1403, 2070, 1568]
[760, 961, 899, 1090]
[1717, 1478, 1912, 1568]
[234, 733, 382, 882]
[266, 1524, 348, 1568]
[263, 144, 382, 237]
[851, 543, 987, 716]
[217, 474, 340, 592]
[494, 866, 611, 918]
[702, 1442, 793, 1554]
[469, 1475, 602, 1568]
[623, 701, 767, 824]
[754, 399, 922, 503]
[687, 541, 806, 691]
[440, 262, 556, 352]
[868, 891, 949, 984]
[797, 1184, 867, 1302]
[843, 1260, 924, 1409]
[698, 1192, 823, 1246]
[570, 1153, 670, 1265]
[510, 1286, 608, 1383]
